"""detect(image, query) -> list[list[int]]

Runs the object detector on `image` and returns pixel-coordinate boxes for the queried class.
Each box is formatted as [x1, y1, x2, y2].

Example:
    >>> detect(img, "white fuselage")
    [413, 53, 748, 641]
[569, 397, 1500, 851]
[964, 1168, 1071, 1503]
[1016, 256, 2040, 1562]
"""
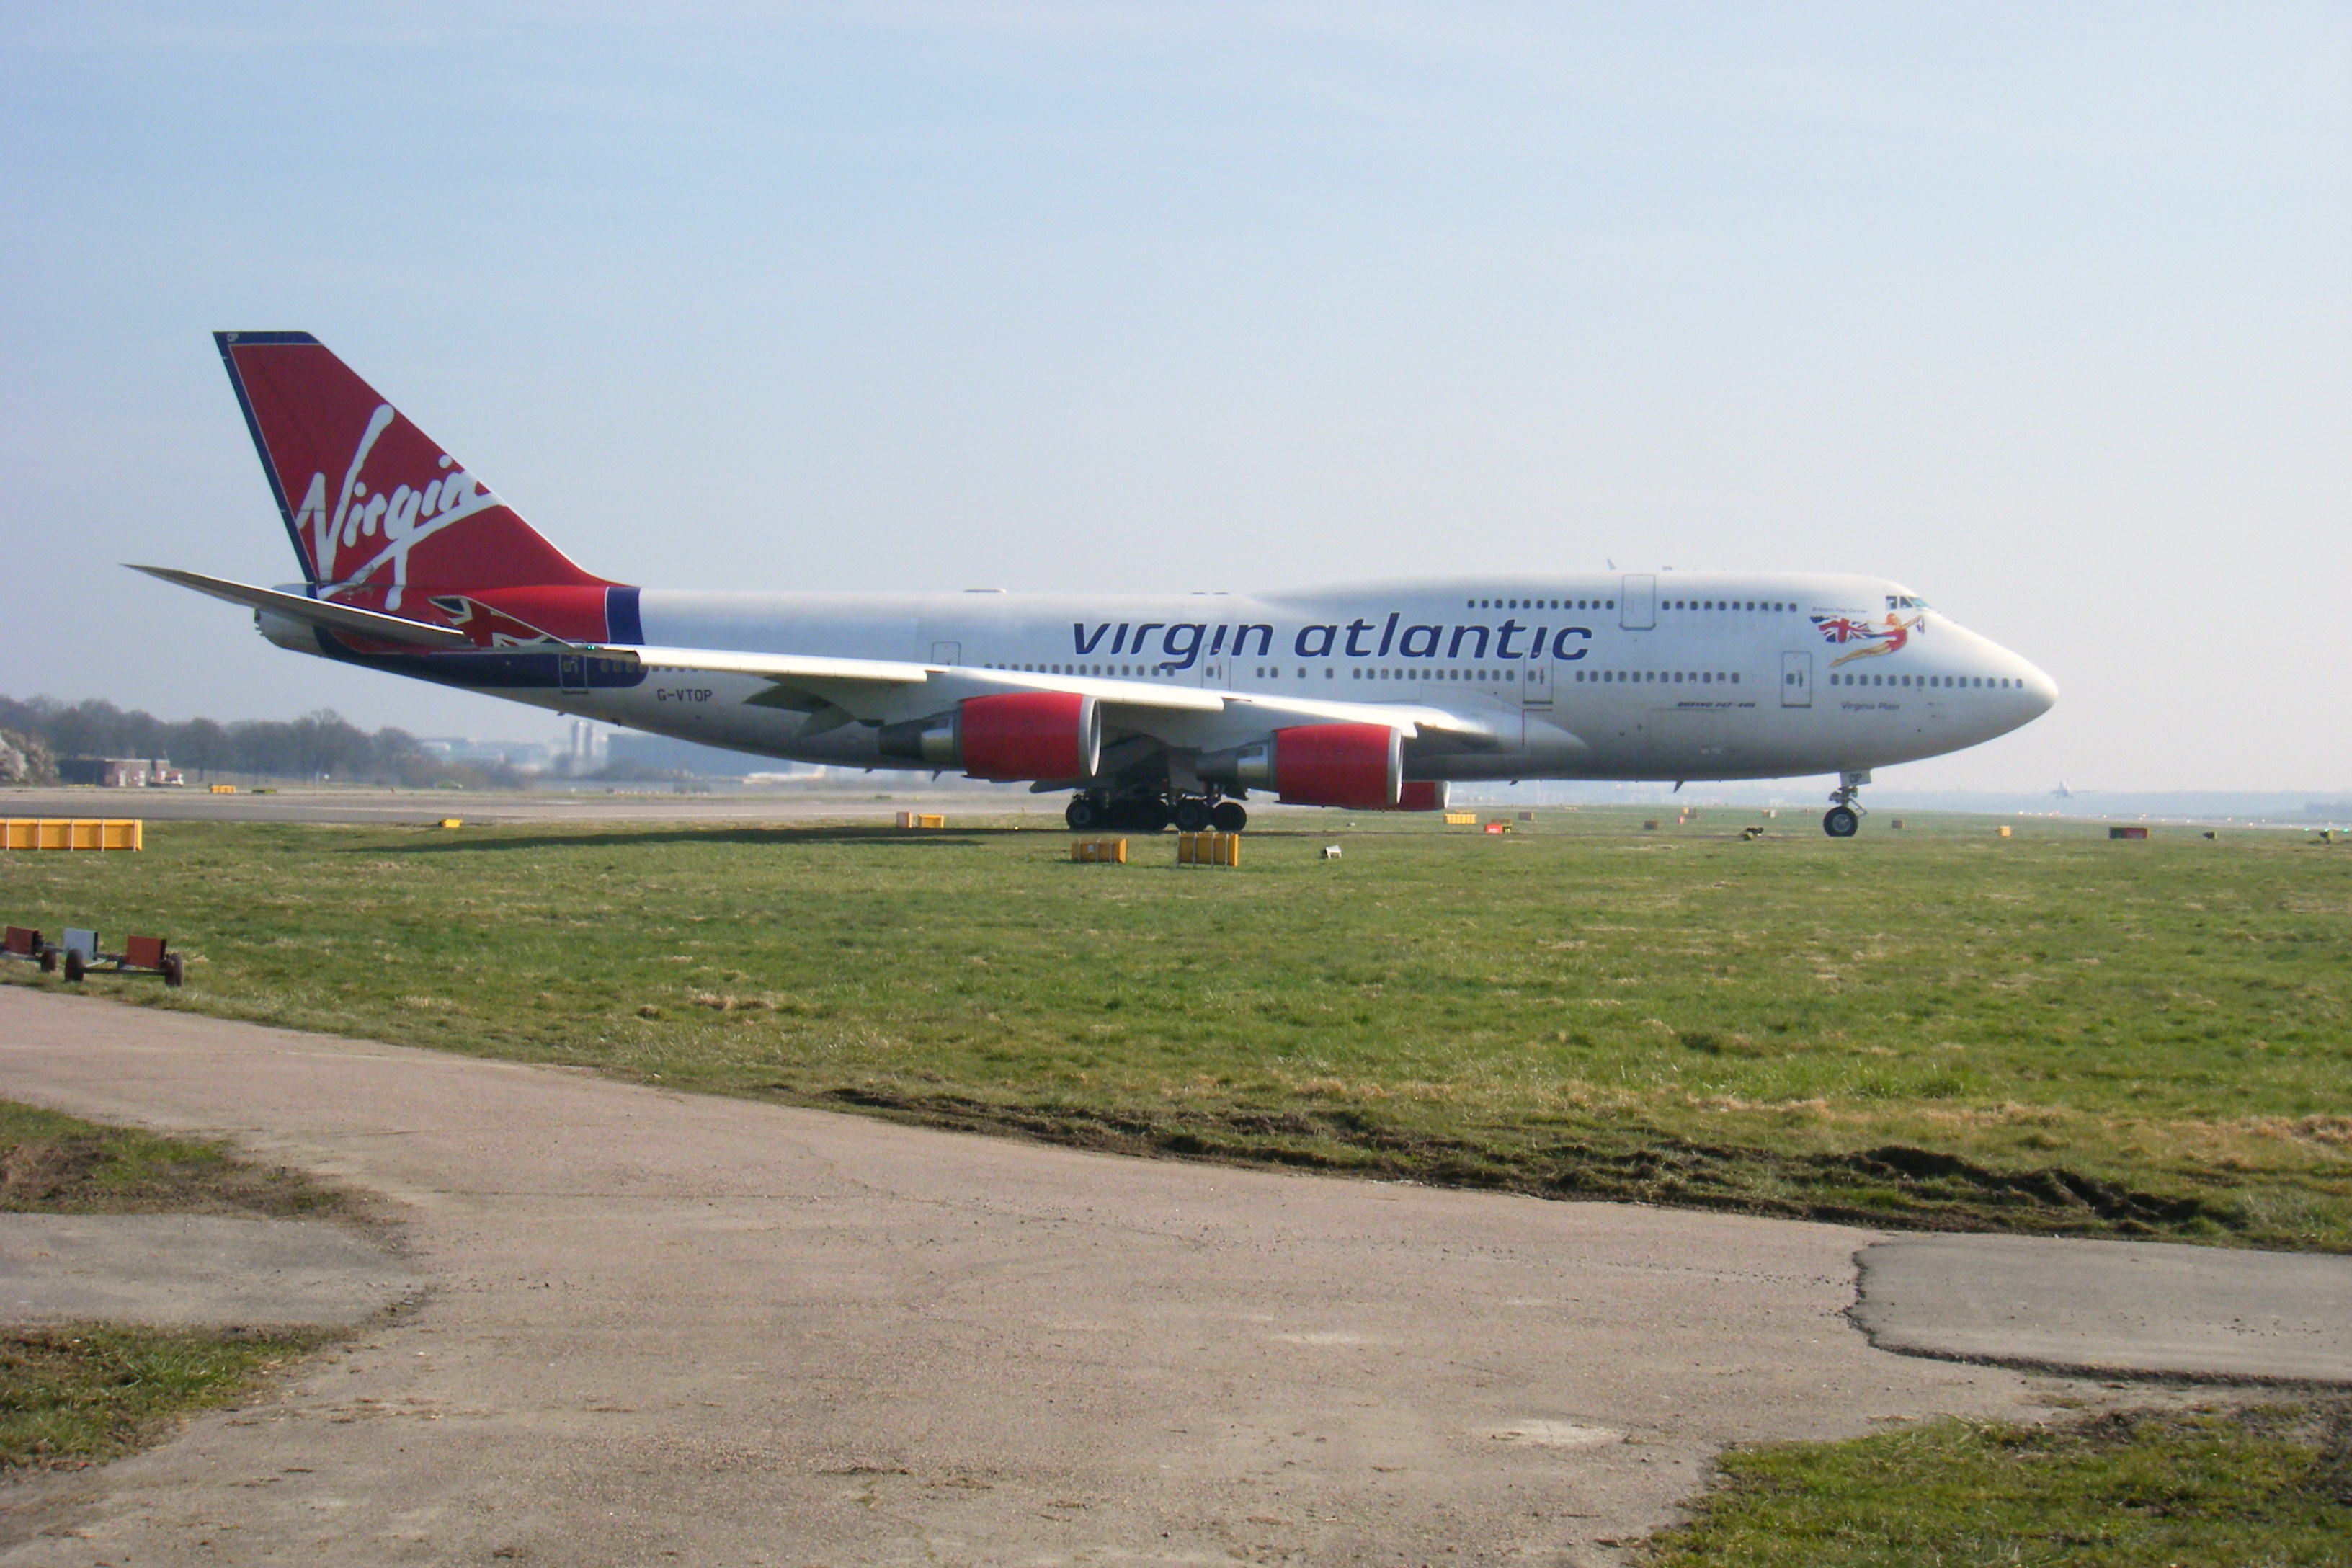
[468, 572, 2054, 784]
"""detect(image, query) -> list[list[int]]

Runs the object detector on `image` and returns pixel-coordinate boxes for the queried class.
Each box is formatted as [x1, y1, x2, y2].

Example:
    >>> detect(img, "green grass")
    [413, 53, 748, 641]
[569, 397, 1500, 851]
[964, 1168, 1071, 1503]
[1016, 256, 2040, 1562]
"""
[4, 809, 2347, 1247]
[0, 1099, 350, 1219]
[1641, 1404, 2352, 1567]
[0, 1099, 357, 1470]
[0, 1325, 324, 1471]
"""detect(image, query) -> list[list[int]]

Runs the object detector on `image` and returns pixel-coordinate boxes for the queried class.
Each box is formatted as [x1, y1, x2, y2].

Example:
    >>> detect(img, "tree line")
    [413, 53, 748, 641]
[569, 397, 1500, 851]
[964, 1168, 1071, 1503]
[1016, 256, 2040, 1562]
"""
[0, 695, 518, 788]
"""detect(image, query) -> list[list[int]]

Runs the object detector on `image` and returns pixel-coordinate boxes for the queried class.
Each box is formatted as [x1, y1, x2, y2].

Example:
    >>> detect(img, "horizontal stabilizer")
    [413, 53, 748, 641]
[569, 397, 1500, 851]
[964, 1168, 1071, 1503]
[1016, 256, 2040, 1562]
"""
[128, 565, 476, 651]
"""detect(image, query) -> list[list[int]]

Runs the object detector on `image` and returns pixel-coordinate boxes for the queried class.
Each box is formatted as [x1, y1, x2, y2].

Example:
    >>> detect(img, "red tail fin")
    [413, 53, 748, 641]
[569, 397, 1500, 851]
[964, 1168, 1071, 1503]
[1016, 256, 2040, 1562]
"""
[215, 332, 607, 607]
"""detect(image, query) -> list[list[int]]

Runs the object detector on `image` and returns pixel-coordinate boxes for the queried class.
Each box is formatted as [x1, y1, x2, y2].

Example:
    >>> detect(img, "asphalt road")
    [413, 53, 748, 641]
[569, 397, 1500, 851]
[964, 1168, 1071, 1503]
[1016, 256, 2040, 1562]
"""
[0, 1215, 419, 1329]
[0, 786, 1038, 827]
[1853, 1234, 2352, 1384]
[0, 987, 2081, 1567]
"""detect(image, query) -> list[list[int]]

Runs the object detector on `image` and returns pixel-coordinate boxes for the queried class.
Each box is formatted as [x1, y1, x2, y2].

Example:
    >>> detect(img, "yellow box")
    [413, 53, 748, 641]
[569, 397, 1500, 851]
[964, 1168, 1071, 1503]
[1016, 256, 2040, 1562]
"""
[896, 811, 947, 829]
[1176, 831, 1241, 867]
[210, 783, 237, 794]
[1071, 838, 1128, 864]
[1, 819, 141, 851]
[440, 818, 463, 830]
[1443, 811, 1478, 826]
[1997, 824, 2013, 838]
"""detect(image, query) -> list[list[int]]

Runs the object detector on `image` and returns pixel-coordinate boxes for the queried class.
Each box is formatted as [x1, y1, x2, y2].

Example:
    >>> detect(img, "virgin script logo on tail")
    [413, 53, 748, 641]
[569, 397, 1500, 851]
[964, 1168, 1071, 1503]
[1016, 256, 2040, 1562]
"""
[287, 403, 501, 608]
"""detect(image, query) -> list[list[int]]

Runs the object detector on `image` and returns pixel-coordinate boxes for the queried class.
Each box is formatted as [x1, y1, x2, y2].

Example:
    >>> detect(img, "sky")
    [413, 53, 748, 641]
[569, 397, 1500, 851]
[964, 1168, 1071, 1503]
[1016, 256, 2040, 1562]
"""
[2, 2, 2346, 790]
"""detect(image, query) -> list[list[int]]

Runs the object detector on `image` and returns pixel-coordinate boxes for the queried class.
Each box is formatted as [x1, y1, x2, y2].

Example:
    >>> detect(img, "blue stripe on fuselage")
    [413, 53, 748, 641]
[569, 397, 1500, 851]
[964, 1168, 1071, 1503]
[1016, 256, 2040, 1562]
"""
[309, 629, 649, 691]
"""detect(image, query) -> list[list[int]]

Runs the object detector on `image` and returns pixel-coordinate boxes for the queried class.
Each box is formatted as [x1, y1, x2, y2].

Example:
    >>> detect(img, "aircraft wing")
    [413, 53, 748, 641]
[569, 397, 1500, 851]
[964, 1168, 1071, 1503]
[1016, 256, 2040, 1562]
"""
[601, 645, 1497, 740]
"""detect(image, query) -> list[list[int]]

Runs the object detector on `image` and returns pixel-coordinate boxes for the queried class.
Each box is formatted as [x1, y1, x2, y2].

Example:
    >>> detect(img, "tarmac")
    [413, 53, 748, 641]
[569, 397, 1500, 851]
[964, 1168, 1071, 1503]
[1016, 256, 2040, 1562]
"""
[0, 786, 1045, 827]
[1852, 1234, 2352, 1384]
[0, 1215, 419, 1329]
[0, 986, 2343, 1565]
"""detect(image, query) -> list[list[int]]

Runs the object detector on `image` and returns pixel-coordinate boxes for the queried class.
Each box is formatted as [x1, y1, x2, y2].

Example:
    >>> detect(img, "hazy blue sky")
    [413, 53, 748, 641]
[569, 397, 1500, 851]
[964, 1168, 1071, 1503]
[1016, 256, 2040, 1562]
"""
[4, 4, 2346, 790]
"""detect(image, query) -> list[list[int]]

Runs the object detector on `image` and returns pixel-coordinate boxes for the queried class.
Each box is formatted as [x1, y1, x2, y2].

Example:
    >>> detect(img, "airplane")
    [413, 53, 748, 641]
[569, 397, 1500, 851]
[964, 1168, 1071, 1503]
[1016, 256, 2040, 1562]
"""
[138, 331, 2057, 838]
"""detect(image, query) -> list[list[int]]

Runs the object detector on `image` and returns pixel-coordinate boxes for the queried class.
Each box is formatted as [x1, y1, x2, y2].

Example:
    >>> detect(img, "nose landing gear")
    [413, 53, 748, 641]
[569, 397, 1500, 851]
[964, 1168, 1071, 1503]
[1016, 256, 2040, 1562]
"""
[1822, 770, 1870, 838]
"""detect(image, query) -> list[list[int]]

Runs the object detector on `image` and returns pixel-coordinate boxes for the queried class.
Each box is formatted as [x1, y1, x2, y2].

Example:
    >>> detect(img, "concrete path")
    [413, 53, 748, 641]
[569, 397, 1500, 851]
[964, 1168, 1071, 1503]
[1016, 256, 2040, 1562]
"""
[0, 1215, 419, 1329]
[1852, 1234, 2352, 1384]
[0, 787, 1049, 827]
[0, 987, 2072, 1567]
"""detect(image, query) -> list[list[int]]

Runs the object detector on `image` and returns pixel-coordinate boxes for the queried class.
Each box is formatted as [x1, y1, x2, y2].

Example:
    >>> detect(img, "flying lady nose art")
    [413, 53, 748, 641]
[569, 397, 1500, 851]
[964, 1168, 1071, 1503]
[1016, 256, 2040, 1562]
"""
[1812, 611, 1925, 667]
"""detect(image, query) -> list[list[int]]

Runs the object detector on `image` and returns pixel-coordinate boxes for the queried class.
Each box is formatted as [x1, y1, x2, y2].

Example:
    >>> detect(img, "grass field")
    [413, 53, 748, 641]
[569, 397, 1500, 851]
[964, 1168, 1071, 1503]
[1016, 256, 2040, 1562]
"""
[0, 1099, 351, 1471]
[1641, 1402, 2352, 1567]
[1, 1323, 324, 1473]
[2, 808, 2346, 1248]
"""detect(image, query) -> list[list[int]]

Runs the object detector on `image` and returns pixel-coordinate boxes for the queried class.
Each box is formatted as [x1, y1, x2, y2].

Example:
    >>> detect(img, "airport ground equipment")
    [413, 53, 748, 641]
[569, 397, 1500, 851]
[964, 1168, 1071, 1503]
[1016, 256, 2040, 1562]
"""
[2109, 826, 2149, 839]
[3, 926, 47, 969]
[1443, 811, 1477, 825]
[1070, 838, 1128, 864]
[43, 929, 184, 987]
[1175, 832, 1240, 867]
[1, 819, 143, 851]
[894, 811, 946, 829]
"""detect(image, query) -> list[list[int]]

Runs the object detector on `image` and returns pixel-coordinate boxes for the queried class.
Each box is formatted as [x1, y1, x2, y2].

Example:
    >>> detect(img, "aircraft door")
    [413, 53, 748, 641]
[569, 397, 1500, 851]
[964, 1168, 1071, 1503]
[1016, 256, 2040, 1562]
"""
[1620, 575, 1656, 629]
[1521, 633, 1552, 708]
[930, 641, 961, 666]
[1781, 651, 1813, 708]
[557, 651, 588, 695]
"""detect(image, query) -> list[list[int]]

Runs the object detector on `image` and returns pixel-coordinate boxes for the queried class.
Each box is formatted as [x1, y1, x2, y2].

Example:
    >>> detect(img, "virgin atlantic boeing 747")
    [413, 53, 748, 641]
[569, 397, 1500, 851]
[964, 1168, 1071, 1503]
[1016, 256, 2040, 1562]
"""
[139, 333, 2056, 836]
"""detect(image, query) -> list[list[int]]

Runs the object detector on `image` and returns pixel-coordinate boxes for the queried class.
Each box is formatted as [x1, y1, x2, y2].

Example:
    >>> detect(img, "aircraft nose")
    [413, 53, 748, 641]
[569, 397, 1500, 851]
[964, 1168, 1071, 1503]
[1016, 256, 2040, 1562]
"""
[2023, 664, 2058, 716]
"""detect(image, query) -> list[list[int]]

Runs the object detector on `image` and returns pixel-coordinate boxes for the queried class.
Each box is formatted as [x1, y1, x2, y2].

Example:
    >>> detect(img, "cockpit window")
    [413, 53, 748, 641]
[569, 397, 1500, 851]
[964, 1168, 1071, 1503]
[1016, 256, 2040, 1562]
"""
[1885, 593, 1930, 610]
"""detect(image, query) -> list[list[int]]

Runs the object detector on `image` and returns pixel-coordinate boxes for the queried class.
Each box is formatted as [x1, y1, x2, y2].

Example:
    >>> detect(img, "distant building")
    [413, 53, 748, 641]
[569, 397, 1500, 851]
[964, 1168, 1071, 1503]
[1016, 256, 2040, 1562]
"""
[57, 757, 179, 788]
[564, 719, 607, 775]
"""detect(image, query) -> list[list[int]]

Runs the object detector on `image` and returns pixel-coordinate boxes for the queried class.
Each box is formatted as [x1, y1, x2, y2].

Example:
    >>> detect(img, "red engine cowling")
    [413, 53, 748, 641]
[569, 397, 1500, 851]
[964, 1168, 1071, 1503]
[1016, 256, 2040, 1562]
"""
[1270, 723, 1402, 808]
[878, 691, 1101, 781]
[1394, 780, 1450, 812]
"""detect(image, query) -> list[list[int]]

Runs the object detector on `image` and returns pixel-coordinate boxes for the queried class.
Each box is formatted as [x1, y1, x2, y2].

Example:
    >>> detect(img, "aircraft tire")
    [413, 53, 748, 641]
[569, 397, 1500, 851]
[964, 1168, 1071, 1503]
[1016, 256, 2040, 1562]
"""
[1065, 795, 1107, 832]
[1822, 806, 1859, 838]
[1210, 801, 1249, 832]
[1130, 798, 1172, 834]
[1172, 798, 1214, 833]
[63, 949, 86, 984]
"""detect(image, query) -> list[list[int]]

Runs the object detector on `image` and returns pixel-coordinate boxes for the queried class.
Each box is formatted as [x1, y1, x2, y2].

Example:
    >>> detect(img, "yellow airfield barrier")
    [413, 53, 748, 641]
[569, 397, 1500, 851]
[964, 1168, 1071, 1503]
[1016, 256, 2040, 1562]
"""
[2, 819, 143, 852]
[209, 783, 237, 794]
[1070, 838, 1128, 863]
[1176, 831, 1241, 867]
[1443, 811, 1478, 826]
[895, 811, 947, 829]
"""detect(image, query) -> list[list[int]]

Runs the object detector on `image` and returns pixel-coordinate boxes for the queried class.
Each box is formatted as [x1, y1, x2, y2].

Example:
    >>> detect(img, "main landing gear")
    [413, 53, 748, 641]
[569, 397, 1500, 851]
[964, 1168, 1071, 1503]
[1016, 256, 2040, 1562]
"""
[1066, 791, 1247, 834]
[1822, 770, 1870, 839]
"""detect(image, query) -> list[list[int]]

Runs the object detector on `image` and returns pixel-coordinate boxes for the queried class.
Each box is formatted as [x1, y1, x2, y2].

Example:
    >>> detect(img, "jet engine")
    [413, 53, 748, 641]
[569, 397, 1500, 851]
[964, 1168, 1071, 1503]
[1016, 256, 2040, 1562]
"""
[878, 691, 1102, 782]
[1395, 780, 1450, 812]
[1200, 722, 1402, 808]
